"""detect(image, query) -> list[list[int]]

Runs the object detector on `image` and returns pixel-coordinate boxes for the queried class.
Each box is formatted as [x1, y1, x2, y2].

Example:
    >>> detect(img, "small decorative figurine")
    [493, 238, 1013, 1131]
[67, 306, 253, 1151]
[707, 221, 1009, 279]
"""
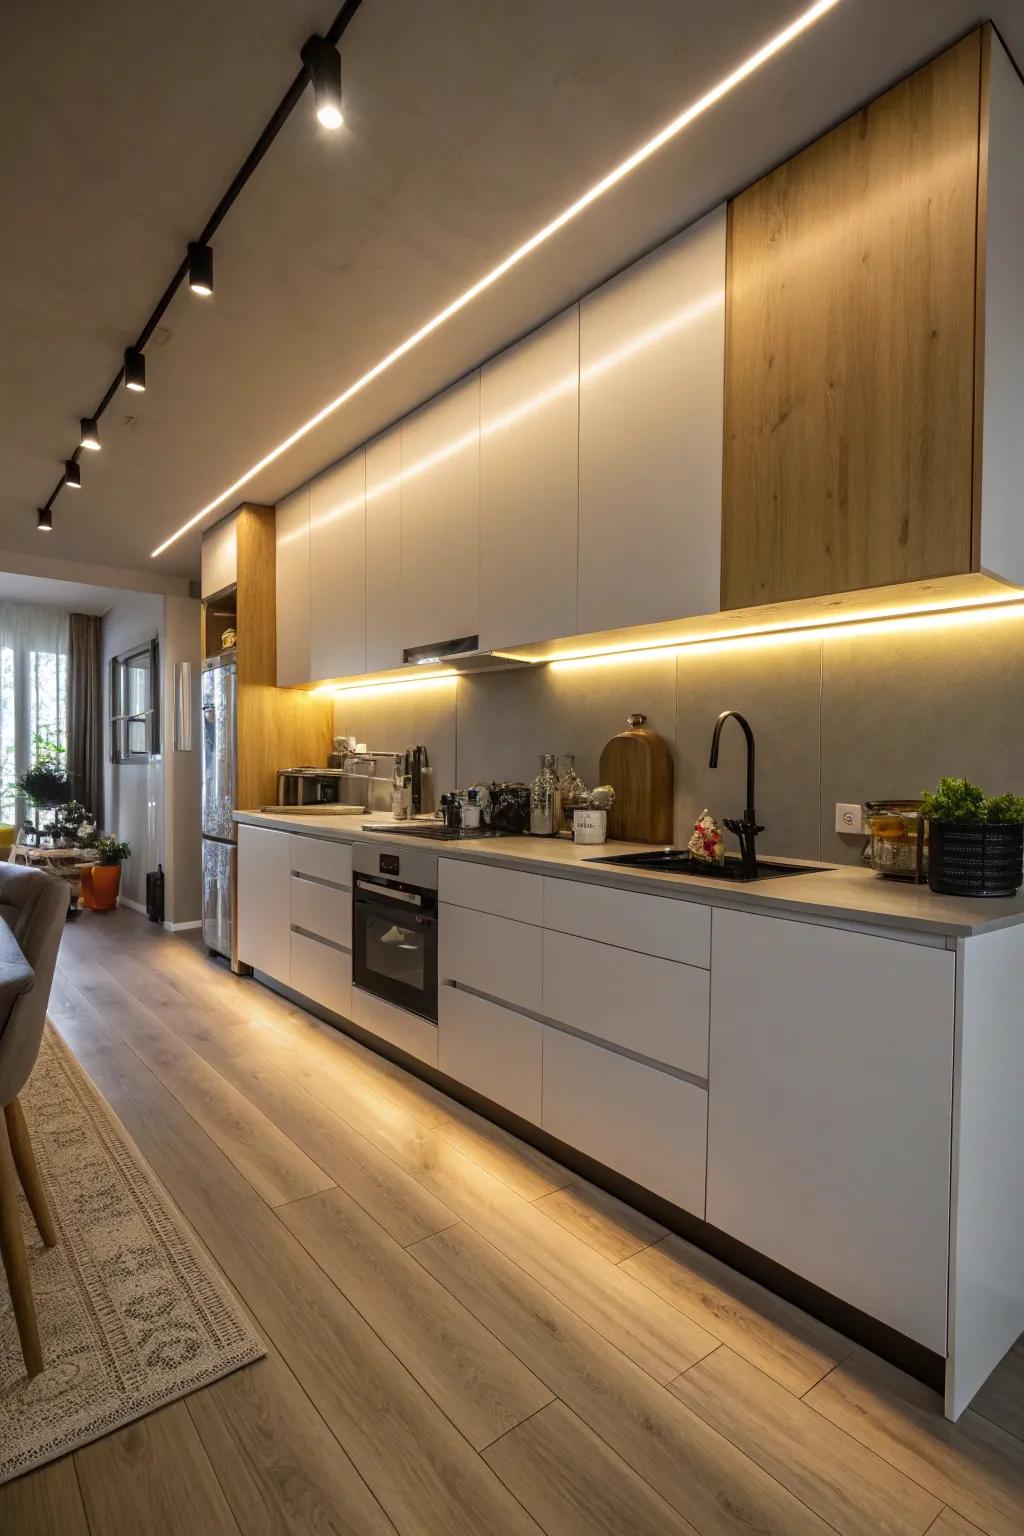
[688, 809, 726, 866]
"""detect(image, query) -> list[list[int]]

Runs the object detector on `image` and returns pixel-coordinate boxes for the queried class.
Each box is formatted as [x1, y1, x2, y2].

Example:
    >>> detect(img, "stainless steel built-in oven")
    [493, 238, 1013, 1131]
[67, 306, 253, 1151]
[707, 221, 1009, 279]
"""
[352, 844, 439, 1023]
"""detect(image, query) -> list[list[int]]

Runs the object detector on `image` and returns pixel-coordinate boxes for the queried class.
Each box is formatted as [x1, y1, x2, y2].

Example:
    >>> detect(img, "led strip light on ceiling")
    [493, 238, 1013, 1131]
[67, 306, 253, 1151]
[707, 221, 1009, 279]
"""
[151, 0, 844, 558]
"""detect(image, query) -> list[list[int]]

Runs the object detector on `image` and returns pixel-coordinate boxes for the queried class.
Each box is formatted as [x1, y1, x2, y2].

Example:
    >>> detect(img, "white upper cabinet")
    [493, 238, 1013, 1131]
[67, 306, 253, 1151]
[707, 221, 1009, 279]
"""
[274, 206, 730, 674]
[201, 512, 237, 599]
[365, 427, 403, 672]
[275, 487, 310, 687]
[309, 452, 366, 682]
[577, 203, 727, 634]
[479, 308, 579, 651]
[400, 374, 481, 652]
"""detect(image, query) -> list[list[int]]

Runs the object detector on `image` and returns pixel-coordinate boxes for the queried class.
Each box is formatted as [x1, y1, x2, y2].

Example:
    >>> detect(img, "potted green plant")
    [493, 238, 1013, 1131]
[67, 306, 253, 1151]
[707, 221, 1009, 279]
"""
[920, 777, 1024, 897]
[79, 837, 132, 912]
[15, 735, 74, 821]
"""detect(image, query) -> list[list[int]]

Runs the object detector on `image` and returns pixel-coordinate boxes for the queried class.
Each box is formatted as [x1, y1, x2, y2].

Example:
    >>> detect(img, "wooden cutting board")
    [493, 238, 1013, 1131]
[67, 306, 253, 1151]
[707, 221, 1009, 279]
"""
[598, 714, 673, 844]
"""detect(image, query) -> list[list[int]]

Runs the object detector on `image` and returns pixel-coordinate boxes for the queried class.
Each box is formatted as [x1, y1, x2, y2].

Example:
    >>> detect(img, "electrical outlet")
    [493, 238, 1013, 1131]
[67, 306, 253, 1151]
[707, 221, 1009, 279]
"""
[835, 802, 864, 835]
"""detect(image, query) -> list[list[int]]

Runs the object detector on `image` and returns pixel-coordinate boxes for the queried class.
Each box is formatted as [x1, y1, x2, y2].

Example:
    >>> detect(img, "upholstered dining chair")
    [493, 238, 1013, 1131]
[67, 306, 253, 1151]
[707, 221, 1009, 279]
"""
[0, 862, 68, 1376]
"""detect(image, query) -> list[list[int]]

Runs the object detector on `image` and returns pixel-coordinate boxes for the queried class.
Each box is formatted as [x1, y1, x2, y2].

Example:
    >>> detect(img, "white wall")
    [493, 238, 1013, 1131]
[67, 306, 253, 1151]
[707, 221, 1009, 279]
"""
[101, 592, 164, 911]
[161, 595, 202, 927]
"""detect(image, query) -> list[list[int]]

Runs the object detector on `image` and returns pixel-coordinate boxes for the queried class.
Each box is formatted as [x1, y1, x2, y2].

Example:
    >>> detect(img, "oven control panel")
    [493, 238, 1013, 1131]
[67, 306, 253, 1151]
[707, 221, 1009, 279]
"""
[379, 853, 401, 877]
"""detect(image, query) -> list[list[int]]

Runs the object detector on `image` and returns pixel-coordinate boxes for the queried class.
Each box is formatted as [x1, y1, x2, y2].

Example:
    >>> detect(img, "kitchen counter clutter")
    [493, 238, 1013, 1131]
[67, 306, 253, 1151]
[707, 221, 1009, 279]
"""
[233, 808, 1024, 1425]
[235, 809, 1024, 939]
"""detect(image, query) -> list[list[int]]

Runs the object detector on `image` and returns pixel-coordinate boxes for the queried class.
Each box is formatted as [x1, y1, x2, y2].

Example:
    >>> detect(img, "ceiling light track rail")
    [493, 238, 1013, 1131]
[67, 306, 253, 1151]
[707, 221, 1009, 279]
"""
[38, 0, 363, 524]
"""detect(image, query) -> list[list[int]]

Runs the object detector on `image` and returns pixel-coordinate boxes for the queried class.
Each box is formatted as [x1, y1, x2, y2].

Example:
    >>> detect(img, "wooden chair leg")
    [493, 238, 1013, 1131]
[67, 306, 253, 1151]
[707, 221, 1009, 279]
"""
[4, 1098, 57, 1247]
[0, 1107, 43, 1376]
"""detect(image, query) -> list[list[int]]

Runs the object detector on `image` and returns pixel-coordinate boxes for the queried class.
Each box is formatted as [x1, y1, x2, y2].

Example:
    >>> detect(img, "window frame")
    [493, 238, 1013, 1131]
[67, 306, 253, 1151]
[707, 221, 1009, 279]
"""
[110, 637, 160, 764]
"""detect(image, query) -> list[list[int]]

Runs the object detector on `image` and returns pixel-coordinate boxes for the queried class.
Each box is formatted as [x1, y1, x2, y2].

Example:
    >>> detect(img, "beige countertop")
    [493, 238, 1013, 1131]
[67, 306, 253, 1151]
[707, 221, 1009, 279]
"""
[234, 810, 1024, 940]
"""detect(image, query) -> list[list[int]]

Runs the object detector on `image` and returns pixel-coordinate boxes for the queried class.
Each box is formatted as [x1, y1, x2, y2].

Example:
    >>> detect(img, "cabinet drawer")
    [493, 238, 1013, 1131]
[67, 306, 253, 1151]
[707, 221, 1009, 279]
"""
[542, 1028, 707, 1215]
[439, 904, 542, 1012]
[440, 859, 543, 924]
[350, 986, 438, 1067]
[439, 986, 542, 1124]
[290, 875, 352, 948]
[289, 835, 352, 888]
[290, 931, 352, 1019]
[543, 877, 710, 967]
[542, 929, 709, 1077]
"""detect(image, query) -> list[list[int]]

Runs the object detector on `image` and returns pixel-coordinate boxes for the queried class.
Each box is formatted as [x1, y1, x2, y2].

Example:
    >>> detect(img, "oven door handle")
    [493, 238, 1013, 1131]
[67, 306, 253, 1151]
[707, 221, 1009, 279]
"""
[355, 879, 424, 906]
[361, 905, 437, 930]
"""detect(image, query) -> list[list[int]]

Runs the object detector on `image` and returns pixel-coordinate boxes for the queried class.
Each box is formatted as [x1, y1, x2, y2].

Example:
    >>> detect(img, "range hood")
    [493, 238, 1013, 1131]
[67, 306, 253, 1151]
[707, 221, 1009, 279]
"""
[402, 636, 528, 674]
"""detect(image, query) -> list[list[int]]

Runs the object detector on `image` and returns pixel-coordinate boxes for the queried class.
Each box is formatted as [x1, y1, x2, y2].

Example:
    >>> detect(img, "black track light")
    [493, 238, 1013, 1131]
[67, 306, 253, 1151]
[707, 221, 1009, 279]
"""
[37, 506, 53, 532]
[80, 416, 101, 451]
[124, 347, 146, 392]
[64, 459, 81, 489]
[187, 242, 214, 296]
[302, 35, 343, 129]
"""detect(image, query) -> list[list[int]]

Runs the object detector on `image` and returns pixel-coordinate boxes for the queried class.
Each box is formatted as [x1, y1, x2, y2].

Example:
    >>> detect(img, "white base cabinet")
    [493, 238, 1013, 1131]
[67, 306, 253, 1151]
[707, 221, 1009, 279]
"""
[439, 903, 542, 1012]
[439, 985, 542, 1123]
[706, 908, 955, 1353]
[290, 876, 351, 947]
[541, 928, 709, 1077]
[237, 825, 291, 983]
[542, 1028, 708, 1216]
[233, 824, 1024, 1422]
[290, 931, 352, 1019]
[350, 986, 438, 1068]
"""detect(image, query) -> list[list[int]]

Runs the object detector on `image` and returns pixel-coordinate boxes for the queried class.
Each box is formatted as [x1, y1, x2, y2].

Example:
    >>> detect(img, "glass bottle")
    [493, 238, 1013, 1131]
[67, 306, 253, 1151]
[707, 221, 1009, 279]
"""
[556, 754, 588, 837]
[530, 754, 561, 837]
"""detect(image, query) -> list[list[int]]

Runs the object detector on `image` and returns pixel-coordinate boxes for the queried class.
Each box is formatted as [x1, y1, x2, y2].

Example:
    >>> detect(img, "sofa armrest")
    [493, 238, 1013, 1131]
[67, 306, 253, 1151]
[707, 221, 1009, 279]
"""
[0, 918, 34, 1019]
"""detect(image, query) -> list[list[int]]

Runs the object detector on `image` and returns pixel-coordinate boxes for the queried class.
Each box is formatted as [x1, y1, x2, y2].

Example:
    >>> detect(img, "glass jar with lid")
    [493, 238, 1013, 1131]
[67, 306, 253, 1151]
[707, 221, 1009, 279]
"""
[864, 800, 928, 880]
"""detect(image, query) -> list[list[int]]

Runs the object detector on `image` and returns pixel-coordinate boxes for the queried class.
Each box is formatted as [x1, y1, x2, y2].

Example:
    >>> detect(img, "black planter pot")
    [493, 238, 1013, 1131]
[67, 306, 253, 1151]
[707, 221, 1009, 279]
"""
[927, 820, 1024, 898]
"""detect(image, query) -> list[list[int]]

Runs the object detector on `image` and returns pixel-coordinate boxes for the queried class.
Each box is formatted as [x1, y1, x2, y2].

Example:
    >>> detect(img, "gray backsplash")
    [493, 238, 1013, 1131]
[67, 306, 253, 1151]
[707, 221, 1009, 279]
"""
[334, 606, 1024, 861]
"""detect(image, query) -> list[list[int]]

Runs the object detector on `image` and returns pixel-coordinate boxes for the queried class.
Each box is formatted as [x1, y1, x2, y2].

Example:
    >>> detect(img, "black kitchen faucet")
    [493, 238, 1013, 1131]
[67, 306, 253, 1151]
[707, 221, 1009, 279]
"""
[708, 710, 764, 880]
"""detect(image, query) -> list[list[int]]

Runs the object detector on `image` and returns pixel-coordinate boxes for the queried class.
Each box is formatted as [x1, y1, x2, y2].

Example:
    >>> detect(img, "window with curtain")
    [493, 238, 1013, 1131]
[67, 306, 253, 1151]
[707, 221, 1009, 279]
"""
[0, 603, 70, 827]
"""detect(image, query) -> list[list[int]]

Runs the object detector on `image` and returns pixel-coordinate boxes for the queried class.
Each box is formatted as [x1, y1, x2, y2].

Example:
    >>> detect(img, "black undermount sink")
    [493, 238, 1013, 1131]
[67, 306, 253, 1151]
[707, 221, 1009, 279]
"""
[586, 850, 829, 883]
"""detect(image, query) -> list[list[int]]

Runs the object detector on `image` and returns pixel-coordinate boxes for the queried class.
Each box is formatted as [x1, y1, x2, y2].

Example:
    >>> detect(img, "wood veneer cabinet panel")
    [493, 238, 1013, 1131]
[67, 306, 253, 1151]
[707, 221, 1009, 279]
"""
[234, 503, 332, 810]
[722, 32, 982, 608]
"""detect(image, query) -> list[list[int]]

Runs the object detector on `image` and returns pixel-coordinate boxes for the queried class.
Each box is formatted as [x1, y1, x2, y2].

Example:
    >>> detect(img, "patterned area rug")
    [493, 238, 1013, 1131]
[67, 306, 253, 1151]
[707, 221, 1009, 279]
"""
[1, 1026, 264, 1484]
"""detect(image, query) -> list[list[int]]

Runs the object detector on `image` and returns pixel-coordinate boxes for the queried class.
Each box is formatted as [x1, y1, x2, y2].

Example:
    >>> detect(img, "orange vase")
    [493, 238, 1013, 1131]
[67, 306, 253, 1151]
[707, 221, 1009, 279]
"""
[80, 863, 122, 912]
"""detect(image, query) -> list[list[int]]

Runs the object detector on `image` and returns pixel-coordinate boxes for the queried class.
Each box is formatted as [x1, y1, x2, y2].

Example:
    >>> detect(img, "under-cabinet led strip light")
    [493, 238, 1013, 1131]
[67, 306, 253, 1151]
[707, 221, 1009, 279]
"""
[151, 0, 844, 558]
[544, 594, 1024, 672]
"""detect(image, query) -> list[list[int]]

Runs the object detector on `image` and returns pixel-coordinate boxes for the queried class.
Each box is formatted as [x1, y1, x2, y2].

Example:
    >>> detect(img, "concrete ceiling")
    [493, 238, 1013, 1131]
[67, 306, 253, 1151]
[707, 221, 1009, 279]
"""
[2, 1, 1020, 581]
[0, 571, 122, 616]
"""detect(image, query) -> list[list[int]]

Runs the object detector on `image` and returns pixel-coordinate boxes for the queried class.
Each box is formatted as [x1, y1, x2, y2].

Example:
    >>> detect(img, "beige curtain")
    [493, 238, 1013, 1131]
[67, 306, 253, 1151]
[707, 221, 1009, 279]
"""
[67, 613, 104, 826]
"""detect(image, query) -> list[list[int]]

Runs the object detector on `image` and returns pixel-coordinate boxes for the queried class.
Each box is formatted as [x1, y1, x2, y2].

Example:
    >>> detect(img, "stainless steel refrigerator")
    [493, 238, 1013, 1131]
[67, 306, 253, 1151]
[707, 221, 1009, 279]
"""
[201, 654, 237, 960]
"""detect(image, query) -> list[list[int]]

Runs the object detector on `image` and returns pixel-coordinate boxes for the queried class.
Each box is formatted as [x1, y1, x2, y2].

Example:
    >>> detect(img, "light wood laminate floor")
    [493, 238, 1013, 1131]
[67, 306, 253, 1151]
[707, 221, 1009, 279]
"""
[3, 907, 1023, 1535]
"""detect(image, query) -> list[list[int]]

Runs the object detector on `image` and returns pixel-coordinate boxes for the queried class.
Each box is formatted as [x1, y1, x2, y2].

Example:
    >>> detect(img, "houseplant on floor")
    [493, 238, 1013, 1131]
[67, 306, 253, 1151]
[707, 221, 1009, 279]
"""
[79, 838, 132, 912]
[920, 777, 1024, 897]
